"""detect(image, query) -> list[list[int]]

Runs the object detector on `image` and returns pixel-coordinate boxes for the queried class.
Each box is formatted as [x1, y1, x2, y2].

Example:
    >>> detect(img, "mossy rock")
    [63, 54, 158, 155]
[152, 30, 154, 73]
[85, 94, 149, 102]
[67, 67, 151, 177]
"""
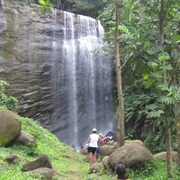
[0, 110, 22, 146]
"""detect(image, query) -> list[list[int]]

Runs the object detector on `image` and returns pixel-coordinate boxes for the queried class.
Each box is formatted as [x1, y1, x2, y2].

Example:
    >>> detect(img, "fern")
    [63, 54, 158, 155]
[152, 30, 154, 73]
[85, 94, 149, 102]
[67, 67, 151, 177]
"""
[171, 49, 179, 61]
[147, 61, 159, 69]
[146, 110, 164, 118]
[158, 52, 170, 61]
[157, 96, 175, 105]
[157, 84, 169, 91]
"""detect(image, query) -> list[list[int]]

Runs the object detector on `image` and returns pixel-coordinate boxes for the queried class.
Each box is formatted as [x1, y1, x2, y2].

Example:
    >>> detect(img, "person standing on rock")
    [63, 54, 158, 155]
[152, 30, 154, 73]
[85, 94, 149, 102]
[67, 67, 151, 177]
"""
[87, 128, 104, 164]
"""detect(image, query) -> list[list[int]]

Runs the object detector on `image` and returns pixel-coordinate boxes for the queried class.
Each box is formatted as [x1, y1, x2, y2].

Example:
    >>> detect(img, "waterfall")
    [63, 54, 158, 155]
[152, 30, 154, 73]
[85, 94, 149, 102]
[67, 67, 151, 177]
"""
[64, 12, 78, 146]
[50, 11, 115, 148]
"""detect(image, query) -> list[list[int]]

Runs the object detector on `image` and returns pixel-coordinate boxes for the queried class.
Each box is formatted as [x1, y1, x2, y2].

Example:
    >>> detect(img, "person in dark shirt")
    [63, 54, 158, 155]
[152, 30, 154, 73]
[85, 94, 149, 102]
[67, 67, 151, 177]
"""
[116, 164, 130, 180]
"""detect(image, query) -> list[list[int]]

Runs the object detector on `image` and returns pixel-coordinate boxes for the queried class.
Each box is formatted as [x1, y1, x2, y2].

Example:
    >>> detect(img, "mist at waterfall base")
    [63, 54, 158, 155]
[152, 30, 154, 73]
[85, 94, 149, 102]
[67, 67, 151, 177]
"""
[50, 10, 116, 149]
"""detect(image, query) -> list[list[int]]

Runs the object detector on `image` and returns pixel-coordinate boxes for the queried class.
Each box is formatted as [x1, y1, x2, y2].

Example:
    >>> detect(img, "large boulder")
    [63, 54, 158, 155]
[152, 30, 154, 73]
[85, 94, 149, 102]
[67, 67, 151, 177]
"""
[153, 151, 177, 162]
[102, 156, 111, 171]
[125, 139, 145, 146]
[0, 110, 22, 146]
[100, 144, 115, 158]
[108, 143, 153, 169]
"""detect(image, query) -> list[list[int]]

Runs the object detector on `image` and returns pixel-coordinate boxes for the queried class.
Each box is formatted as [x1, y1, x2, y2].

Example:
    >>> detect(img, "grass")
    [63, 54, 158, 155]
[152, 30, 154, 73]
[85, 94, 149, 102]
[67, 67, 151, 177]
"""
[0, 115, 179, 180]
[0, 116, 91, 180]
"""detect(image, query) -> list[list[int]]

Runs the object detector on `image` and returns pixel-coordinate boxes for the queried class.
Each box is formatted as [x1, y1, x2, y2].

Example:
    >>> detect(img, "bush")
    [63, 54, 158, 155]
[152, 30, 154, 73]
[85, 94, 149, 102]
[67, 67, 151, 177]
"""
[0, 80, 18, 112]
[127, 160, 180, 180]
[144, 133, 166, 154]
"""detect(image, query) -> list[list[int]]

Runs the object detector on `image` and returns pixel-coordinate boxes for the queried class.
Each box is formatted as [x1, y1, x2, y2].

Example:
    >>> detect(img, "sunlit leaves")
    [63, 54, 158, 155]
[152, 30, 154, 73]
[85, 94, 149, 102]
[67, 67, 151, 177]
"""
[157, 84, 180, 100]
[172, 34, 180, 43]
[0, 80, 9, 94]
[147, 61, 159, 69]
[118, 24, 132, 38]
[158, 52, 170, 61]
[0, 80, 18, 112]
[160, 64, 173, 71]
[142, 73, 149, 80]
[39, 0, 46, 5]
[38, 0, 54, 12]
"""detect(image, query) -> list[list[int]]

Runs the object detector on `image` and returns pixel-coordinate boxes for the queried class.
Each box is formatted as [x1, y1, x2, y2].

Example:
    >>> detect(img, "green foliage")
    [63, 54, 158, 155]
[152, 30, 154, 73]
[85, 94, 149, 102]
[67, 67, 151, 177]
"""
[0, 80, 18, 112]
[0, 80, 8, 93]
[129, 160, 180, 179]
[144, 132, 178, 154]
[66, 0, 108, 17]
[124, 86, 157, 125]
[34, 0, 109, 17]
[144, 133, 166, 153]
[124, 83, 178, 146]
[39, 0, 47, 5]
[38, 0, 54, 12]
[125, 133, 133, 140]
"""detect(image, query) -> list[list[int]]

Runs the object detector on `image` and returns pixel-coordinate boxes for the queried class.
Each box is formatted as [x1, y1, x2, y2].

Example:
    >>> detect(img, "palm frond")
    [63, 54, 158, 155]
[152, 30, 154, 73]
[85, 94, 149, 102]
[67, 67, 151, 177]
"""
[157, 96, 175, 105]
[146, 110, 164, 118]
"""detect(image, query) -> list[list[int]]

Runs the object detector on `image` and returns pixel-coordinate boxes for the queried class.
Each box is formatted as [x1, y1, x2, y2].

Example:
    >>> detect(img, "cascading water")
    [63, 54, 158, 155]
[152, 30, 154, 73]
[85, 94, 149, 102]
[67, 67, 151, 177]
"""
[64, 12, 78, 146]
[50, 10, 115, 148]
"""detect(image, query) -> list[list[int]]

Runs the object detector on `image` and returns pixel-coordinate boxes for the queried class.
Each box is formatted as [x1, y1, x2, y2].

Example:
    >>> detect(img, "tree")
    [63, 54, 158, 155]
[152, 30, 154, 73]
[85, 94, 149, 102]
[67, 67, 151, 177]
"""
[141, 0, 179, 178]
[174, 101, 180, 165]
[37, 0, 108, 18]
[115, 0, 125, 147]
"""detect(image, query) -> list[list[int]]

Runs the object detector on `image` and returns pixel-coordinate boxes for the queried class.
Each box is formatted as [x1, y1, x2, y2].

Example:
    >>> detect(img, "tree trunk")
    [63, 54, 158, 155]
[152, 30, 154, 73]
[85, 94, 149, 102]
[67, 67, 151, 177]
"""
[165, 122, 174, 179]
[159, 0, 174, 178]
[174, 104, 180, 165]
[115, 0, 125, 147]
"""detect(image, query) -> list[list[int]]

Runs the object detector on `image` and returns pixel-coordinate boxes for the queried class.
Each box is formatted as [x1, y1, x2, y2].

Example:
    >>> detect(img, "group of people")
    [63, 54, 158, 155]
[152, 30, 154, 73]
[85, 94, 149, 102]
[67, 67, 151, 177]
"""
[87, 128, 130, 180]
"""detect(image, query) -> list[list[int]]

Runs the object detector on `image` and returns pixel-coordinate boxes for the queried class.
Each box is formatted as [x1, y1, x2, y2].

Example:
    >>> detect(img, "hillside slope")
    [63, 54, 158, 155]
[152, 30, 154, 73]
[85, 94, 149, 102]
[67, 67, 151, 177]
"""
[0, 116, 92, 179]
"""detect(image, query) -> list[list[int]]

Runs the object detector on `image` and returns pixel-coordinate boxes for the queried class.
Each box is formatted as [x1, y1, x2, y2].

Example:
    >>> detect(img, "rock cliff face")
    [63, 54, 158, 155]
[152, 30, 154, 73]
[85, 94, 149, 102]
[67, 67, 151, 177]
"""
[0, 1, 115, 147]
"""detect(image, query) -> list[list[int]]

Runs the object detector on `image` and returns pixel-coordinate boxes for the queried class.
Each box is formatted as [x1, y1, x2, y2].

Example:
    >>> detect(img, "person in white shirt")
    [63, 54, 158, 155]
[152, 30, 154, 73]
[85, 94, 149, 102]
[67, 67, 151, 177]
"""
[87, 128, 104, 164]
